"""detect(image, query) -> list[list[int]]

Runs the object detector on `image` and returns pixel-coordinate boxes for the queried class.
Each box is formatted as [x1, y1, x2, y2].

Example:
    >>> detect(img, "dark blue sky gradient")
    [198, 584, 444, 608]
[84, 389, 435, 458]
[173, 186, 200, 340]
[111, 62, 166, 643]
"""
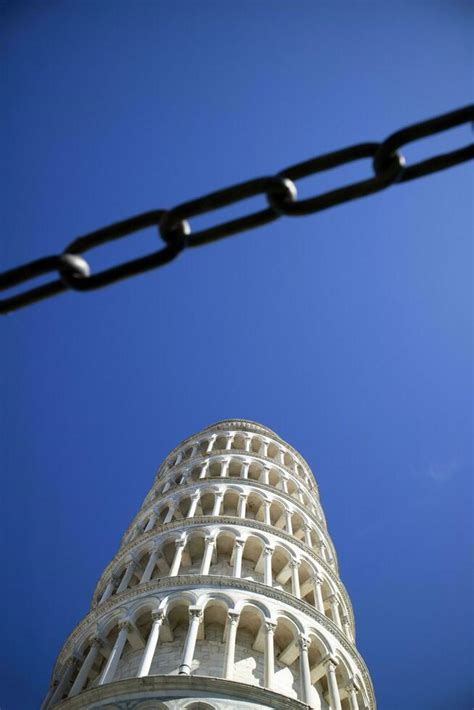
[1, 2, 472, 709]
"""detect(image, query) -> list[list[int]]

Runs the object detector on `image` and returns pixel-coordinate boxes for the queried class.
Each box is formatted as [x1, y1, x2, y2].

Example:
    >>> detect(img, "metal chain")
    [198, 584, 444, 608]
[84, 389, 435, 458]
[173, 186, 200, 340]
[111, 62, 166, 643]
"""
[1, 105, 472, 315]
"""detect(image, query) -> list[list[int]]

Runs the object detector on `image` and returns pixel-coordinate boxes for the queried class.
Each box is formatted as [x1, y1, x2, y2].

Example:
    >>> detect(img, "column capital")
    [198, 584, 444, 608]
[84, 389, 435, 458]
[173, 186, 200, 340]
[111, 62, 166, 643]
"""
[227, 611, 240, 625]
[87, 635, 102, 649]
[327, 593, 338, 604]
[175, 538, 186, 549]
[290, 559, 300, 569]
[324, 655, 339, 672]
[64, 655, 79, 669]
[264, 621, 276, 634]
[345, 679, 360, 694]
[204, 535, 216, 545]
[151, 610, 165, 623]
[298, 635, 311, 652]
[234, 537, 245, 548]
[118, 619, 131, 632]
[312, 573, 324, 585]
[264, 545, 274, 556]
[188, 607, 203, 621]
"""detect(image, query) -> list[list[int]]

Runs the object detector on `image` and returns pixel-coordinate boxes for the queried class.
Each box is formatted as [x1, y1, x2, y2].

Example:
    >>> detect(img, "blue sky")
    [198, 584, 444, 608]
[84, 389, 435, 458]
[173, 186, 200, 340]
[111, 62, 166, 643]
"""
[1, 2, 472, 709]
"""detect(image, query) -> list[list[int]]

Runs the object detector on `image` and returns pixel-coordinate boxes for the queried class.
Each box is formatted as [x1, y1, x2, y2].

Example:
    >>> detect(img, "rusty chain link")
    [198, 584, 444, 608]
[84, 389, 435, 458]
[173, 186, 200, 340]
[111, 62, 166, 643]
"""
[1, 105, 472, 314]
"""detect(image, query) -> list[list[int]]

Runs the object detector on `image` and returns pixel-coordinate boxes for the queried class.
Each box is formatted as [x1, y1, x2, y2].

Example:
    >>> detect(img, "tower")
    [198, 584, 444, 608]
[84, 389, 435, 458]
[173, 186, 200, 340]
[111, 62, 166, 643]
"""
[43, 419, 375, 709]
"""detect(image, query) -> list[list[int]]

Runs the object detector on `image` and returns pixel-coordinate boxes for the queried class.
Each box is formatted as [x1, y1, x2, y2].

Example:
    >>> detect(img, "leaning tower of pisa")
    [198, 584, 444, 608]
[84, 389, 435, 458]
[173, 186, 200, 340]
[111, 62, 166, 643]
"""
[42, 419, 375, 710]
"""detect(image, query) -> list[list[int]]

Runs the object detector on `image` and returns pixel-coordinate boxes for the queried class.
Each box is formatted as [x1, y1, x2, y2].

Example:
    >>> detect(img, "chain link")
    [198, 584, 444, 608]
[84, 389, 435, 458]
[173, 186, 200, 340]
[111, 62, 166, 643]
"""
[1, 105, 472, 314]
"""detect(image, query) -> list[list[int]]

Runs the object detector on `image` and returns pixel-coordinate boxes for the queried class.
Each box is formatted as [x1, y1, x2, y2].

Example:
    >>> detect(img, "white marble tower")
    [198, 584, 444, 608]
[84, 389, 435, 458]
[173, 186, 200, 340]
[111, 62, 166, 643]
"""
[42, 419, 375, 710]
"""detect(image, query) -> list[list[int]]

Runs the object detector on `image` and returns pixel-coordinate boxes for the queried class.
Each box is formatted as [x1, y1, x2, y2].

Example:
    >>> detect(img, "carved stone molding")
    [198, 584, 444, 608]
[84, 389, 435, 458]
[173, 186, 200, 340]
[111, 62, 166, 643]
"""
[93, 516, 352, 628]
[130, 476, 327, 548]
[155, 422, 319, 493]
[50, 674, 310, 710]
[149, 449, 321, 508]
[53, 576, 373, 707]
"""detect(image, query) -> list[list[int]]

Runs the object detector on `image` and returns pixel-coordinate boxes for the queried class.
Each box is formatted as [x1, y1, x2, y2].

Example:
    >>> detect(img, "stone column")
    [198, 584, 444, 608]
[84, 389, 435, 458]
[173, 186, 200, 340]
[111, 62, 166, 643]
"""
[211, 492, 223, 516]
[99, 621, 130, 685]
[263, 622, 276, 689]
[298, 636, 312, 704]
[285, 510, 293, 535]
[220, 458, 230, 477]
[144, 512, 157, 532]
[244, 435, 252, 452]
[263, 546, 273, 586]
[328, 594, 342, 629]
[68, 639, 101, 696]
[342, 614, 352, 640]
[238, 494, 247, 518]
[223, 612, 240, 679]
[190, 444, 199, 458]
[318, 540, 327, 561]
[137, 611, 165, 677]
[263, 501, 271, 525]
[325, 658, 342, 710]
[179, 609, 202, 675]
[225, 434, 234, 451]
[40, 683, 57, 710]
[187, 492, 201, 518]
[206, 435, 216, 453]
[49, 657, 78, 705]
[200, 536, 215, 575]
[199, 461, 209, 479]
[116, 560, 137, 594]
[303, 524, 312, 547]
[278, 448, 286, 465]
[99, 575, 118, 604]
[232, 539, 244, 578]
[169, 539, 186, 577]
[140, 548, 159, 584]
[260, 440, 269, 457]
[241, 461, 250, 478]
[312, 574, 325, 614]
[345, 682, 360, 710]
[175, 451, 183, 465]
[280, 477, 288, 494]
[290, 560, 301, 598]
[164, 504, 175, 524]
